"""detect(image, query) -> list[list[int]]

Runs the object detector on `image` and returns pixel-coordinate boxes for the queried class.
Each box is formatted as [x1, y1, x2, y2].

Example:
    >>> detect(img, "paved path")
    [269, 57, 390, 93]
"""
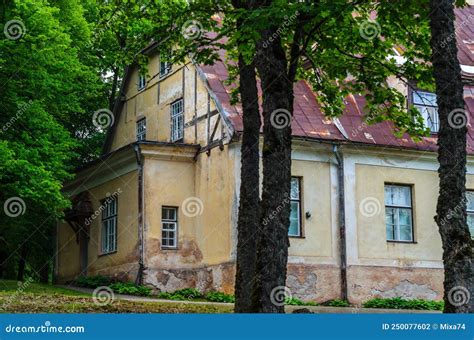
[58, 285, 440, 314]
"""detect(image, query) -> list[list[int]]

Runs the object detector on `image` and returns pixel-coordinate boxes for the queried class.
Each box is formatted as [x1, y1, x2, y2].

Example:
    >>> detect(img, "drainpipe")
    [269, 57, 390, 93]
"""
[333, 144, 348, 301]
[133, 144, 145, 285]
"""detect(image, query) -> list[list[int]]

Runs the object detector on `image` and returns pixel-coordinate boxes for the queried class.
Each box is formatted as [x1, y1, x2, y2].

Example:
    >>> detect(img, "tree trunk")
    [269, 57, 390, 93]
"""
[17, 243, 27, 282]
[234, 56, 261, 313]
[429, 0, 473, 313]
[108, 66, 120, 111]
[252, 29, 293, 313]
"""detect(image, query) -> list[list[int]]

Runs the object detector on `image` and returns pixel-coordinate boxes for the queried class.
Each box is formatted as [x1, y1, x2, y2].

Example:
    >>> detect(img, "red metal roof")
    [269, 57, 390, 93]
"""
[200, 7, 474, 153]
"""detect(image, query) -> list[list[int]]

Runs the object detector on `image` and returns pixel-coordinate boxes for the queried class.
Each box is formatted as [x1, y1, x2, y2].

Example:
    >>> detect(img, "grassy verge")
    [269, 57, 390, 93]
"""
[0, 280, 232, 313]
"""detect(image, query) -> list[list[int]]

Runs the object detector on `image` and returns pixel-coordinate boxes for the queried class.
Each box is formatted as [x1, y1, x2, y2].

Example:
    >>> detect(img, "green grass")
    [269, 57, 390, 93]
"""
[0, 280, 89, 296]
[0, 280, 232, 313]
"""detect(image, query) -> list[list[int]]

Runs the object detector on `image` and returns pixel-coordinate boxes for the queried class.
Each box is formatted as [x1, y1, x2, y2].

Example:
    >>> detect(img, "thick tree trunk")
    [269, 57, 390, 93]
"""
[16, 243, 27, 282]
[234, 55, 261, 313]
[429, 0, 473, 313]
[252, 30, 292, 313]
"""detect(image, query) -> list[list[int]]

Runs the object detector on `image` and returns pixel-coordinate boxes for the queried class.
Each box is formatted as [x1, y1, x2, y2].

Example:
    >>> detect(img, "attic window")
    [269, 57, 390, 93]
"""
[138, 73, 146, 91]
[136, 118, 146, 142]
[160, 51, 172, 78]
[412, 90, 439, 133]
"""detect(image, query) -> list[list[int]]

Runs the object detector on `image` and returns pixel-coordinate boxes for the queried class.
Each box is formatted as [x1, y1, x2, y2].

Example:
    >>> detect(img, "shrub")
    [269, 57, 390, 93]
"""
[158, 288, 203, 300]
[327, 299, 350, 307]
[109, 282, 152, 296]
[205, 291, 235, 303]
[285, 297, 317, 306]
[362, 297, 443, 311]
[75, 275, 111, 288]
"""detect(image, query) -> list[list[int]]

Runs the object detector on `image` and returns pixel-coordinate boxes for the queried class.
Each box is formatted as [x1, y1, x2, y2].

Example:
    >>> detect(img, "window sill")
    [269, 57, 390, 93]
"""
[159, 71, 173, 80]
[161, 246, 178, 250]
[98, 250, 117, 257]
[289, 235, 305, 239]
[386, 240, 417, 244]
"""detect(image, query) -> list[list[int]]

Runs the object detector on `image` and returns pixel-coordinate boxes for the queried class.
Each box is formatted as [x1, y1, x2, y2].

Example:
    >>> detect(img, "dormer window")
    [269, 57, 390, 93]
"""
[138, 73, 146, 91]
[412, 90, 439, 133]
[136, 118, 146, 141]
[160, 51, 172, 78]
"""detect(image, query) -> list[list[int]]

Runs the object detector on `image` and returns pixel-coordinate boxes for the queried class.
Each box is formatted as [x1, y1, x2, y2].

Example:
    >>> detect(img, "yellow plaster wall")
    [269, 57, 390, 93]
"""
[110, 53, 225, 152]
[56, 171, 139, 281]
[354, 164, 474, 262]
[288, 160, 334, 259]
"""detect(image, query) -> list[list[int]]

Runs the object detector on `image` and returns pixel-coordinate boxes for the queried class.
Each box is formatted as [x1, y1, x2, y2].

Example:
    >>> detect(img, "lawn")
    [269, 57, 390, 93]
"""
[0, 280, 233, 313]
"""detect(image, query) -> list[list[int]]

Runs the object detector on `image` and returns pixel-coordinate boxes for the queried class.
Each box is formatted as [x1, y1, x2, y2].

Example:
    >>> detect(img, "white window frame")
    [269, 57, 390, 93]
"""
[136, 118, 146, 141]
[159, 53, 172, 78]
[412, 90, 439, 133]
[385, 184, 414, 242]
[289, 177, 302, 237]
[170, 99, 184, 142]
[466, 191, 474, 239]
[138, 73, 146, 91]
[101, 196, 117, 254]
[161, 206, 178, 249]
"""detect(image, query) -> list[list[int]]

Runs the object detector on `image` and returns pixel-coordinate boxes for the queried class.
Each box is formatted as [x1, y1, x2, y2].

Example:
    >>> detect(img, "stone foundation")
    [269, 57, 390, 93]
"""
[347, 265, 444, 305]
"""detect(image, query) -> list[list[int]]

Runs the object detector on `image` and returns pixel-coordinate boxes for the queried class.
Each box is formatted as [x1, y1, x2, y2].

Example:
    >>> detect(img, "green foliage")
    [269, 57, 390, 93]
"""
[75, 275, 112, 288]
[327, 299, 350, 307]
[109, 282, 152, 296]
[362, 297, 444, 311]
[158, 288, 204, 300]
[205, 291, 235, 303]
[285, 297, 317, 306]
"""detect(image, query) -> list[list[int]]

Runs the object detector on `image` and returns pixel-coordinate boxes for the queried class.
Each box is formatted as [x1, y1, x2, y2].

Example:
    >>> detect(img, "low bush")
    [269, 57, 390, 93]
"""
[285, 297, 317, 306]
[205, 291, 235, 303]
[109, 282, 152, 296]
[327, 299, 350, 307]
[362, 297, 443, 311]
[158, 288, 203, 300]
[75, 275, 111, 288]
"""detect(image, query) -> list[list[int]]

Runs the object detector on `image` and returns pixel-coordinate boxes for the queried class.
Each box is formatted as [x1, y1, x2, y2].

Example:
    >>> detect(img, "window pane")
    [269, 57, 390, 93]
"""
[468, 213, 474, 238]
[385, 208, 395, 240]
[385, 185, 411, 207]
[398, 208, 412, 226]
[289, 201, 300, 236]
[413, 91, 437, 106]
[399, 223, 413, 241]
[466, 192, 474, 212]
[290, 178, 300, 200]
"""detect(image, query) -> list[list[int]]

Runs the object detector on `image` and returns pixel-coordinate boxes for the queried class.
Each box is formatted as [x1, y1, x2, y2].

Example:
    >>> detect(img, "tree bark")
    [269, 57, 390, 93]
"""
[234, 56, 261, 313]
[252, 29, 293, 313]
[17, 243, 27, 282]
[429, 0, 473, 313]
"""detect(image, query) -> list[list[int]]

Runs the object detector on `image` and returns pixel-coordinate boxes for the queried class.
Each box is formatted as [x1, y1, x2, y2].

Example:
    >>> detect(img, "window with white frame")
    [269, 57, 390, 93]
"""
[138, 73, 146, 91]
[162, 207, 178, 248]
[136, 118, 146, 141]
[413, 90, 439, 133]
[170, 99, 184, 142]
[101, 196, 117, 254]
[160, 51, 172, 78]
[466, 191, 474, 239]
[385, 184, 414, 242]
[289, 177, 302, 237]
